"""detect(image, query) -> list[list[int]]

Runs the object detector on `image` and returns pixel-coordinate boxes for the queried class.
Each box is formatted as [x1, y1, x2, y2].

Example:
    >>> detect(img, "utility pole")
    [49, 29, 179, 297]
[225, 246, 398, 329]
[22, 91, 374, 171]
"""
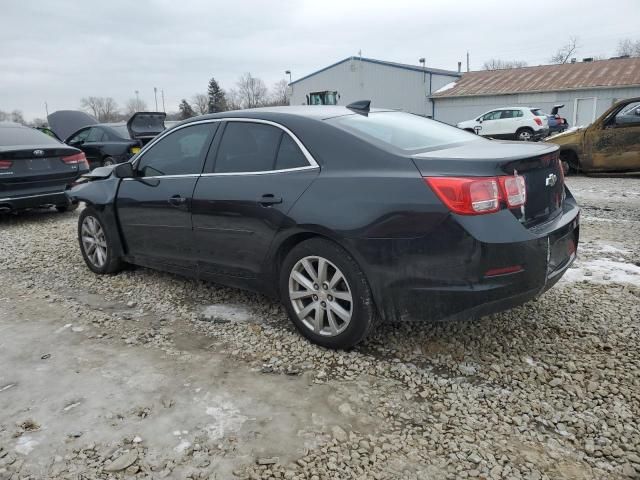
[161, 89, 165, 112]
[154, 87, 158, 111]
[44, 101, 49, 119]
[466, 51, 470, 72]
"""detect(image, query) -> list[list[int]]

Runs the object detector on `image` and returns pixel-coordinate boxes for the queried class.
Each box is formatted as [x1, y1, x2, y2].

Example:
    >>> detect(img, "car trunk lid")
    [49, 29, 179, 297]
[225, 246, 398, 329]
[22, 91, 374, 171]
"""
[127, 112, 166, 145]
[0, 146, 84, 196]
[412, 139, 565, 228]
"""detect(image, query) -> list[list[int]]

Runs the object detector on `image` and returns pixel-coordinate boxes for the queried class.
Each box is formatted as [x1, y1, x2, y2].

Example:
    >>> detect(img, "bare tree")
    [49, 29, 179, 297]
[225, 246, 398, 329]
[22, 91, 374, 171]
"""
[266, 79, 290, 106]
[0, 110, 8, 122]
[80, 96, 119, 122]
[616, 38, 640, 57]
[124, 97, 148, 116]
[482, 58, 528, 70]
[550, 36, 579, 64]
[235, 73, 268, 109]
[191, 93, 209, 115]
[10, 110, 25, 124]
[224, 89, 242, 111]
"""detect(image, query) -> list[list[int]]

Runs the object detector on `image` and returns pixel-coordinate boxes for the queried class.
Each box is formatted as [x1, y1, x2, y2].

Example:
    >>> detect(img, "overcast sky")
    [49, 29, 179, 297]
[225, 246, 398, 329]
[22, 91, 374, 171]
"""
[2, 0, 638, 120]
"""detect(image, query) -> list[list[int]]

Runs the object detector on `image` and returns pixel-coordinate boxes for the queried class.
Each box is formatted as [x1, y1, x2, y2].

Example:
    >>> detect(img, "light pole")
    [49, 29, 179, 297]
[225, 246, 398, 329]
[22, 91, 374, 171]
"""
[161, 89, 165, 112]
[153, 87, 158, 111]
[285, 70, 292, 84]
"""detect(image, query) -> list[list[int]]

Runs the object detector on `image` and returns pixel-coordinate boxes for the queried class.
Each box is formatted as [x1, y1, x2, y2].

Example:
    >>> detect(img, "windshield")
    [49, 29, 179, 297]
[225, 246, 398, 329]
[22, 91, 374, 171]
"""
[329, 111, 477, 152]
[0, 126, 62, 146]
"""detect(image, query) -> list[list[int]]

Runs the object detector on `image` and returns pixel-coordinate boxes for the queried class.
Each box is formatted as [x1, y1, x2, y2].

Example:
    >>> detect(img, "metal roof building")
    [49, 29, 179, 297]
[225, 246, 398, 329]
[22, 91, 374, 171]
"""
[289, 56, 461, 117]
[431, 57, 640, 127]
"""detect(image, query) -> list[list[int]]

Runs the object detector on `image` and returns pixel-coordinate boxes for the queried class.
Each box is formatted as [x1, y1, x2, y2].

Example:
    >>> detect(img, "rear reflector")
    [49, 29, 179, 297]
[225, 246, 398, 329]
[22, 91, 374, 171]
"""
[426, 175, 530, 215]
[0, 160, 12, 169]
[484, 265, 524, 277]
[534, 117, 543, 126]
[61, 152, 89, 169]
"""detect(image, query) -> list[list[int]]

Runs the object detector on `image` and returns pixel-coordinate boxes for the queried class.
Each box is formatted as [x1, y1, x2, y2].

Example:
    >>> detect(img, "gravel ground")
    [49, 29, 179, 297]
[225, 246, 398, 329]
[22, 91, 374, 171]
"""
[0, 176, 639, 480]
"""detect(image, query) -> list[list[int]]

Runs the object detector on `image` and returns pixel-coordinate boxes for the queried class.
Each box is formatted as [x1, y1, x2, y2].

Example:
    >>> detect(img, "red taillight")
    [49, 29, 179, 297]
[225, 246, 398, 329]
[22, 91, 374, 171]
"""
[533, 117, 543, 126]
[426, 174, 527, 215]
[426, 177, 500, 215]
[0, 160, 12, 169]
[499, 175, 526, 207]
[61, 152, 89, 169]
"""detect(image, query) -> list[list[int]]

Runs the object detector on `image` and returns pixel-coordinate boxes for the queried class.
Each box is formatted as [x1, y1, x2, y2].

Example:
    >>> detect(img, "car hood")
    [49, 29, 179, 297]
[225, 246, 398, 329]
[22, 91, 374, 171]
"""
[546, 126, 585, 142]
[47, 110, 98, 141]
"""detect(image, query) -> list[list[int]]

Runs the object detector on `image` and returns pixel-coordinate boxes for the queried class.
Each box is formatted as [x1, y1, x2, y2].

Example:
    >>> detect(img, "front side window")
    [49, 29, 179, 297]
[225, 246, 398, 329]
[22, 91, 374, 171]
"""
[500, 110, 514, 119]
[86, 127, 106, 142]
[137, 123, 213, 177]
[482, 111, 502, 121]
[68, 128, 90, 144]
[214, 122, 282, 173]
[329, 111, 476, 153]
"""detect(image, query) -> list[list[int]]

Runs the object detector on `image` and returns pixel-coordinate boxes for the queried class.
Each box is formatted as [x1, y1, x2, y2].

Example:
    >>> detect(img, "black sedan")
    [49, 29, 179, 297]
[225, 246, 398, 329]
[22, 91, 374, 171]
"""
[0, 123, 88, 213]
[67, 103, 579, 349]
[62, 112, 166, 169]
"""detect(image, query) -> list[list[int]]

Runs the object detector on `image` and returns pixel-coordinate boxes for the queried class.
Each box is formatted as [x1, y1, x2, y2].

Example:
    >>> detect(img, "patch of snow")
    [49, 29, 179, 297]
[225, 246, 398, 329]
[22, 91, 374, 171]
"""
[434, 81, 457, 94]
[172, 430, 181, 436]
[55, 323, 72, 334]
[15, 435, 38, 455]
[174, 439, 191, 453]
[204, 398, 248, 441]
[592, 243, 628, 255]
[560, 258, 640, 284]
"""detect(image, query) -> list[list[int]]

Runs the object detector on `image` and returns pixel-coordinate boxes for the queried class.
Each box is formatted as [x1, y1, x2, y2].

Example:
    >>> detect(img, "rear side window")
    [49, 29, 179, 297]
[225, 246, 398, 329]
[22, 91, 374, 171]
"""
[275, 134, 308, 170]
[530, 109, 545, 116]
[0, 126, 61, 146]
[330, 111, 475, 152]
[214, 122, 282, 173]
[137, 123, 213, 177]
[86, 127, 106, 142]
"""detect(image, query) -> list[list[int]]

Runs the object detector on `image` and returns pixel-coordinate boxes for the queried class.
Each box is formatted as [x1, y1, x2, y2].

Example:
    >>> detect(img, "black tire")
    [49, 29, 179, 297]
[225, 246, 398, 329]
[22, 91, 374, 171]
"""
[102, 156, 117, 167]
[55, 202, 78, 213]
[279, 238, 377, 349]
[560, 151, 580, 176]
[77, 207, 124, 274]
[516, 127, 534, 141]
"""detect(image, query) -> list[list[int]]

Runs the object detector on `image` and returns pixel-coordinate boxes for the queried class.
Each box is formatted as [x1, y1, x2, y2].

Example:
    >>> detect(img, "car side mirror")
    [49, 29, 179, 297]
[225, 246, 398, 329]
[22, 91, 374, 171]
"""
[478, 118, 483, 123]
[114, 162, 135, 178]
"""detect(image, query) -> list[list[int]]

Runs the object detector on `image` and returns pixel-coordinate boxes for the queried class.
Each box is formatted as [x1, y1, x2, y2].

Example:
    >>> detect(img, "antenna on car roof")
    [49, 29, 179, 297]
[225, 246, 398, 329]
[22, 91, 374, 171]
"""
[346, 100, 371, 115]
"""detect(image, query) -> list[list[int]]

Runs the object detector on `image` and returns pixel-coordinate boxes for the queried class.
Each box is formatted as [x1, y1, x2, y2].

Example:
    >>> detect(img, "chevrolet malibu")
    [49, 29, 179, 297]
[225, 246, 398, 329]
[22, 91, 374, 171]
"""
[67, 103, 580, 349]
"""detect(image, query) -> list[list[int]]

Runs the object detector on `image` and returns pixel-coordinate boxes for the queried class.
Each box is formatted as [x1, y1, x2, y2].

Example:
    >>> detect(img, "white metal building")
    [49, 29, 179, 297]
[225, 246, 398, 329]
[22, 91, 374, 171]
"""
[431, 57, 640, 127]
[289, 56, 461, 117]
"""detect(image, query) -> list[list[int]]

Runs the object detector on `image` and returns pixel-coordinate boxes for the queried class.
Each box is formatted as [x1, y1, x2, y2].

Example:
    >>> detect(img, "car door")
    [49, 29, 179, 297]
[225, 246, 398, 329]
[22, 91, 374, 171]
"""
[116, 122, 217, 273]
[82, 127, 107, 167]
[585, 100, 640, 171]
[477, 110, 502, 136]
[191, 120, 319, 284]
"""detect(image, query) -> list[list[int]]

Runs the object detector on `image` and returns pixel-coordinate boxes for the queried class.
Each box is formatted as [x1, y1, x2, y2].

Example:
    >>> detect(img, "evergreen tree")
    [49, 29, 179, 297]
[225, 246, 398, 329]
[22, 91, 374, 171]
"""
[178, 99, 195, 119]
[207, 77, 227, 113]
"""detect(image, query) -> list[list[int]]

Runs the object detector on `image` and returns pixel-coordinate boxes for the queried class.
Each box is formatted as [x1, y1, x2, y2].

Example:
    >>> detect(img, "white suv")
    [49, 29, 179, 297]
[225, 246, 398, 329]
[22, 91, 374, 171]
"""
[457, 107, 549, 141]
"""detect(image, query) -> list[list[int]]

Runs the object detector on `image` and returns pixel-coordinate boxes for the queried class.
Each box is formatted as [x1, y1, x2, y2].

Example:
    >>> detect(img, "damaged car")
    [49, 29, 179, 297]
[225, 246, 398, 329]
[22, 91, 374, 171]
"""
[548, 97, 640, 174]
[67, 103, 579, 349]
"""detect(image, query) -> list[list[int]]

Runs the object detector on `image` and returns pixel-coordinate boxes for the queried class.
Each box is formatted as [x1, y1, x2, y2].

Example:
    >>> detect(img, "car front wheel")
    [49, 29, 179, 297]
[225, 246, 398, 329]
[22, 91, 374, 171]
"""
[102, 156, 117, 167]
[280, 238, 377, 349]
[78, 207, 123, 274]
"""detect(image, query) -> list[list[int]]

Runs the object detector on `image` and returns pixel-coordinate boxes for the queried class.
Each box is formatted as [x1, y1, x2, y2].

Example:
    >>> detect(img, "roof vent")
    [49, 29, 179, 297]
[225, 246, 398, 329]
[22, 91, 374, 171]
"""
[346, 100, 371, 115]
[582, 57, 593, 62]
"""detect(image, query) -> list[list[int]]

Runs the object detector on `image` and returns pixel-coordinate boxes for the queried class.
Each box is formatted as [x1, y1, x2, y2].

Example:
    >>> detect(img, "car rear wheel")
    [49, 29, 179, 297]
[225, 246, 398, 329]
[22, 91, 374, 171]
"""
[102, 156, 116, 167]
[280, 238, 377, 349]
[78, 207, 123, 274]
[516, 128, 534, 141]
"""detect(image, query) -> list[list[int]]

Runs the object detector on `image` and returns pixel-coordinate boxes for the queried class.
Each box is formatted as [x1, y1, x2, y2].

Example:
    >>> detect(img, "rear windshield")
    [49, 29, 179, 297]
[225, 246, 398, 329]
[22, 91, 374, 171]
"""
[0, 126, 62, 146]
[530, 109, 545, 117]
[328, 111, 476, 152]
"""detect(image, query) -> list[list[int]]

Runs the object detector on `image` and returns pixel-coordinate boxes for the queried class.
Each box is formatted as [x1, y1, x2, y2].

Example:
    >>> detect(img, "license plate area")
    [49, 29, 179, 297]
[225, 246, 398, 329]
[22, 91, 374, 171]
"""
[26, 158, 53, 171]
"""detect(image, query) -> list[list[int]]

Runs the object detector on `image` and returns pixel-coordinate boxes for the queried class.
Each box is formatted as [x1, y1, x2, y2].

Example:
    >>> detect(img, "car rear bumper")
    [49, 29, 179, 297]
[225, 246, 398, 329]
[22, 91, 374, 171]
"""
[353, 195, 580, 323]
[0, 191, 72, 212]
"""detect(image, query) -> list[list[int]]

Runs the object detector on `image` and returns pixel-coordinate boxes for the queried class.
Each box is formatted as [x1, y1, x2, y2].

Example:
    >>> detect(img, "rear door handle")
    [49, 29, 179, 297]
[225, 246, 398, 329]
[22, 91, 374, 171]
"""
[258, 193, 282, 206]
[168, 195, 188, 207]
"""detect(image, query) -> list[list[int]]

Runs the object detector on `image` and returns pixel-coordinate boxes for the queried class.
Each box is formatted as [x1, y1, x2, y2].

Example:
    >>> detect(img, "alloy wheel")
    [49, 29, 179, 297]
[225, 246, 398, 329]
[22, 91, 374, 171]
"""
[518, 130, 532, 141]
[81, 215, 108, 268]
[288, 255, 353, 337]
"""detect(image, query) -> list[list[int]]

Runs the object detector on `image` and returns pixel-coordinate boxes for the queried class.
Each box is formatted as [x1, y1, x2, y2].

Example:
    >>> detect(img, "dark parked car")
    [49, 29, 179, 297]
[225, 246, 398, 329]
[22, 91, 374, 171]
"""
[68, 104, 579, 349]
[58, 112, 166, 169]
[0, 122, 88, 213]
[546, 104, 568, 135]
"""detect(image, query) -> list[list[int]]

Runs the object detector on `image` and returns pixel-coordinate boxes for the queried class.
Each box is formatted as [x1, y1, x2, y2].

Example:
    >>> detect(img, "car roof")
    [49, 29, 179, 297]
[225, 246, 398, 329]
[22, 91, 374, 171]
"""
[180, 105, 395, 124]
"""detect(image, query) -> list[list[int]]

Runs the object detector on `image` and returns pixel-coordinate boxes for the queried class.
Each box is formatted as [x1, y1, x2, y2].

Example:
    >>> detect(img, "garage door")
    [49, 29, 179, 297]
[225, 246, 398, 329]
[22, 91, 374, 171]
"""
[575, 98, 596, 127]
